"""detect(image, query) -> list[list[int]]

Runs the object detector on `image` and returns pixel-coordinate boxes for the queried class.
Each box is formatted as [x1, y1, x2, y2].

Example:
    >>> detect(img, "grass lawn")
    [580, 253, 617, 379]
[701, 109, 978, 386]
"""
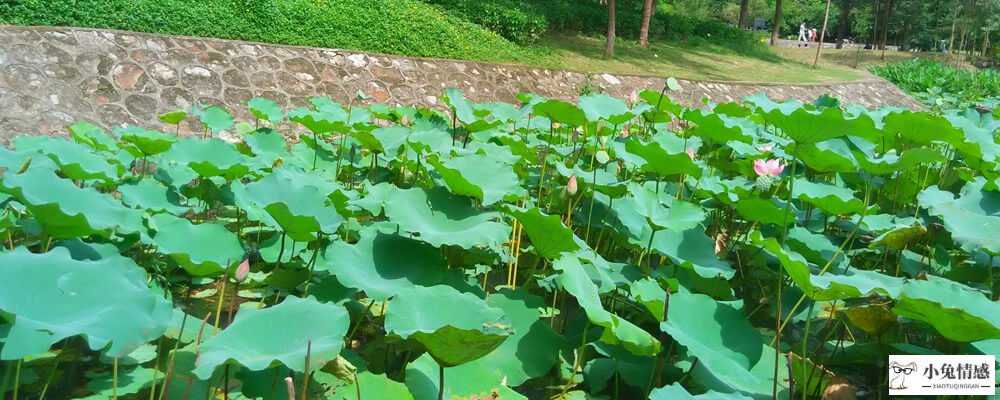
[537, 33, 944, 83]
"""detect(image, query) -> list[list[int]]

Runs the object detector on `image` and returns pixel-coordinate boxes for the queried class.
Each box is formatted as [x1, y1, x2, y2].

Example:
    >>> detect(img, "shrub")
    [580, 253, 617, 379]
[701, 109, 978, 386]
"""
[0, 0, 545, 64]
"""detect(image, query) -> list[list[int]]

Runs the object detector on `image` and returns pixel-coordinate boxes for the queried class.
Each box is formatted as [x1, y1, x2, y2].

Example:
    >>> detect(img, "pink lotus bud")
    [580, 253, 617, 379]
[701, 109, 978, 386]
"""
[235, 259, 250, 283]
[400, 114, 410, 126]
[757, 144, 773, 152]
[567, 175, 578, 195]
[629, 89, 639, 104]
[686, 148, 696, 160]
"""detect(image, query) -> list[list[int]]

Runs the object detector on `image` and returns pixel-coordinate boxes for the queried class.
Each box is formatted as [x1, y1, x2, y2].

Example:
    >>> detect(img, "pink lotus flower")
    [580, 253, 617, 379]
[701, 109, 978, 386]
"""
[235, 259, 250, 283]
[757, 144, 773, 152]
[629, 89, 639, 104]
[567, 175, 579, 195]
[686, 148, 696, 160]
[753, 159, 785, 177]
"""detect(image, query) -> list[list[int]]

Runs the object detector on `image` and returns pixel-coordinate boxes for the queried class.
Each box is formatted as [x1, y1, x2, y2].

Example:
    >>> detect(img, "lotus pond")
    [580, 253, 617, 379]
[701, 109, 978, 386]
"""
[0, 85, 999, 399]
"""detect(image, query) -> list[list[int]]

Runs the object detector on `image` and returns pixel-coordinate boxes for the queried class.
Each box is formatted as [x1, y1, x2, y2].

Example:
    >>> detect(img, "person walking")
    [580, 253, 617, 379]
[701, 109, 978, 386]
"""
[798, 22, 808, 43]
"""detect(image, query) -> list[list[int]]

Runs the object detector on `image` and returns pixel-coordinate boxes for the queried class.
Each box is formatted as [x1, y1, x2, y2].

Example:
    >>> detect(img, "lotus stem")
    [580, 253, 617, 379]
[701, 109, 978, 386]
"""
[355, 371, 362, 400]
[302, 340, 312, 400]
[773, 145, 799, 400]
[39, 338, 74, 400]
[113, 357, 119, 400]
[437, 364, 445, 400]
[159, 308, 190, 400]
[799, 301, 817, 400]
[560, 321, 590, 398]
[146, 337, 162, 400]
[181, 312, 212, 400]
[303, 234, 323, 297]
[12, 359, 22, 400]
[213, 266, 229, 335]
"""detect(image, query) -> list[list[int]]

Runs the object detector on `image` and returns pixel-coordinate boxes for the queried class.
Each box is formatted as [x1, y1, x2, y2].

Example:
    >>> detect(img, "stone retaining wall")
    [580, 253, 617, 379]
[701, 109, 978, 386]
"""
[0, 26, 924, 143]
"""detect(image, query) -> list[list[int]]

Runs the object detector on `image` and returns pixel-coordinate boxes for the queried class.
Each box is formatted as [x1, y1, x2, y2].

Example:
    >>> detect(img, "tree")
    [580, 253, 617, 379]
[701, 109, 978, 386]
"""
[835, 0, 852, 48]
[738, 0, 751, 28]
[605, 0, 616, 57]
[638, 0, 654, 47]
[771, 0, 784, 45]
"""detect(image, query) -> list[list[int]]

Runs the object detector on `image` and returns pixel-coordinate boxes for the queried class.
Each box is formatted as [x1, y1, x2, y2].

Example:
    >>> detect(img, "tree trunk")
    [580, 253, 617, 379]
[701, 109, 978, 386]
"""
[738, 0, 751, 29]
[770, 0, 783, 45]
[947, 6, 958, 54]
[835, 0, 851, 49]
[879, 0, 894, 59]
[870, 0, 880, 49]
[638, 0, 653, 47]
[605, 0, 616, 57]
[814, 0, 834, 68]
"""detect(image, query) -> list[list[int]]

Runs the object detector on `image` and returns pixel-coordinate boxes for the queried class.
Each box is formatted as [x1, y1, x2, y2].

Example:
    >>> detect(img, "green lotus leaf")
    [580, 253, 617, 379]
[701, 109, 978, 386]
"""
[79, 367, 161, 399]
[683, 108, 755, 144]
[148, 213, 244, 276]
[650, 383, 754, 399]
[192, 295, 350, 379]
[0, 168, 144, 238]
[324, 229, 451, 300]
[893, 277, 1000, 342]
[116, 126, 176, 158]
[289, 107, 344, 133]
[242, 167, 345, 241]
[651, 228, 735, 279]
[68, 122, 118, 152]
[918, 178, 1000, 255]
[158, 110, 187, 125]
[884, 110, 963, 147]
[625, 139, 701, 177]
[330, 370, 414, 400]
[763, 106, 857, 144]
[556, 255, 660, 356]
[793, 178, 864, 215]
[36, 136, 122, 181]
[638, 89, 682, 120]
[118, 179, 191, 214]
[579, 93, 634, 125]
[504, 206, 581, 259]
[428, 153, 526, 205]
[385, 285, 511, 367]
[786, 227, 846, 268]
[248, 97, 284, 125]
[532, 99, 587, 127]
[869, 224, 927, 250]
[751, 232, 904, 301]
[735, 197, 792, 227]
[659, 291, 762, 385]
[193, 103, 233, 135]
[440, 289, 562, 389]
[794, 139, 858, 173]
[404, 352, 525, 400]
[442, 88, 476, 125]
[0, 247, 172, 359]
[161, 137, 249, 179]
[384, 186, 510, 251]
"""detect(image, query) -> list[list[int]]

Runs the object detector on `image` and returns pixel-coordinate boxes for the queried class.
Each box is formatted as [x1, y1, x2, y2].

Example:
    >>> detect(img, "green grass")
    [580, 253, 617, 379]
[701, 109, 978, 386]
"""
[0, 0, 547, 64]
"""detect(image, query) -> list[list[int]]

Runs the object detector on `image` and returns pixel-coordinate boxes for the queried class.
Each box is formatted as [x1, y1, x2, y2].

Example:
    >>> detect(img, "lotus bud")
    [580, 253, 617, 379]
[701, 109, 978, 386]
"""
[572, 127, 580, 142]
[235, 259, 250, 283]
[686, 148, 696, 160]
[552, 122, 561, 129]
[757, 144, 773, 152]
[567, 175, 579, 196]
[629, 89, 639, 105]
[400, 114, 410, 126]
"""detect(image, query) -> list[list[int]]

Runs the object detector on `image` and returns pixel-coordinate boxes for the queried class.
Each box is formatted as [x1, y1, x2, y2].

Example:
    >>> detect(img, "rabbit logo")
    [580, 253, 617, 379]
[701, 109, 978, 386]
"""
[889, 361, 917, 390]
